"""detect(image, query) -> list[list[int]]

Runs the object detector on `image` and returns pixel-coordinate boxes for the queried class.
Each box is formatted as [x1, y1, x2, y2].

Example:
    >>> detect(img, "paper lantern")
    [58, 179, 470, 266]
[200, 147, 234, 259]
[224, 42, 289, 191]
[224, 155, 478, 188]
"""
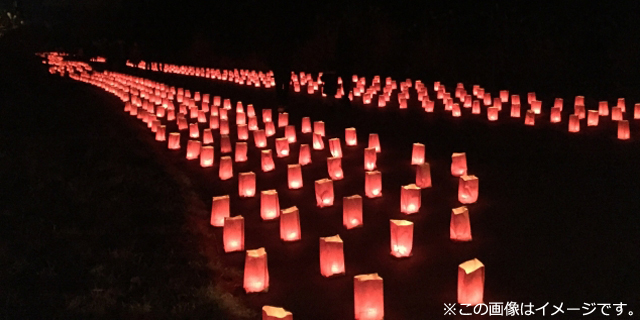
[531, 100, 542, 114]
[345, 127, 357, 146]
[263, 109, 273, 123]
[312, 133, 324, 150]
[209, 114, 220, 129]
[275, 137, 290, 158]
[587, 110, 599, 126]
[238, 172, 256, 197]
[343, 195, 363, 229]
[262, 306, 293, 320]
[233, 124, 247, 141]
[458, 258, 484, 305]
[354, 273, 384, 320]
[568, 114, 580, 133]
[390, 219, 413, 258]
[285, 125, 297, 143]
[168, 132, 181, 149]
[424, 100, 435, 112]
[236, 101, 244, 114]
[554, 98, 564, 111]
[510, 104, 521, 118]
[471, 100, 481, 114]
[524, 110, 536, 126]
[612, 107, 623, 121]
[618, 120, 630, 140]
[186, 140, 201, 160]
[487, 107, 499, 121]
[364, 147, 377, 171]
[301, 117, 312, 133]
[325, 139, 341, 159]
[400, 184, 421, 214]
[200, 146, 214, 167]
[527, 92, 536, 104]
[235, 142, 248, 162]
[220, 134, 232, 154]
[617, 98, 626, 112]
[278, 112, 289, 127]
[319, 235, 345, 277]
[599, 101, 609, 116]
[549, 107, 560, 123]
[299, 144, 312, 166]
[287, 164, 303, 189]
[219, 118, 230, 135]
[458, 175, 479, 204]
[411, 143, 425, 165]
[219, 156, 233, 180]
[365, 170, 382, 198]
[265, 121, 276, 137]
[368, 133, 381, 153]
[210, 195, 230, 227]
[280, 206, 301, 242]
[314, 121, 325, 137]
[223, 216, 244, 253]
[415, 162, 432, 188]
[511, 95, 521, 105]
[450, 206, 472, 242]
[261, 149, 275, 172]
[451, 153, 467, 177]
[451, 103, 461, 117]
[248, 115, 258, 131]
[223, 99, 231, 110]
[213, 96, 221, 107]
[254, 129, 268, 148]
[574, 104, 586, 119]
[634, 103, 640, 119]
[260, 190, 280, 220]
[201, 128, 213, 145]
[244, 248, 269, 293]
[156, 125, 166, 141]
[315, 178, 334, 207]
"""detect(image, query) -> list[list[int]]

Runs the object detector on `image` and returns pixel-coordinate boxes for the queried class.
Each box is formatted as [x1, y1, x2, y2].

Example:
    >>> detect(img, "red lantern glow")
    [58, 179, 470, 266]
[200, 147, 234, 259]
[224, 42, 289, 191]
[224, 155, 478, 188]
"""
[368, 133, 381, 153]
[263, 109, 272, 123]
[617, 98, 626, 112]
[261, 149, 275, 172]
[248, 116, 258, 131]
[315, 178, 334, 207]
[511, 104, 521, 118]
[343, 195, 363, 229]
[471, 100, 481, 114]
[554, 98, 563, 111]
[549, 107, 560, 124]
[301, 117, 312, 133]
[415, 162, 432, 188]
[220, 118, 230, 135]
[254, 129, 267, 148]
[280, 206, 301, 242]
[285, 125, 296, 143]
[345, 127, 358, 146]
[278, 112, 288, 128]
[156, 125, 166, 141]
[531, 100, 542, 114]
[200, 146, 214, 167]
[287, 164, 303, 189]
[265, 121, 276, 137]
[168, 132, 181, 150]
[220, 134, 232, 154]
[451, 153, 467, 177]
[365, 171, 382, 198]
[260, 190, 280, 220]
[244, 248, 269, 293]
[618, 120, 630, 140]
[458, 258, 484, 305]
[313, 133, 324, 150]
[235, 142, 248, 162]
[411, 143, 425, 165]
[238, 172, 256, 197]
[612, 107, 623, 121]
[209, 114, 219, 129]
[568, 114, 580, 133]
[354, 273, 384, 320]
[219, 156, 233, 180]
[275, 137, 290, 158]
[599, 101, 609, 116]
[459, 175, 479, 204]
[364, 147, 377, 171]
[202, 128, 214, 145]
[329, 138, 343, 158]
[299, 144, 312, 166]
[319, 235, 345, 277]
[487, 106, 499, 121]
[587, 110, 599, 126]
[314, 121, 325, 137]
[401, 184, 421, 214]
[512, 95, 521, 105]
[450, 206, 472, 242]
[223, 215, 244, 253]
[527, 92, 536, 105]
[262, 306, 293, 320]
[390, 219, 413, 258]
[210, 195, 230, 227]
[574, 104, 586, 119]
[186, 140, 201, 160]
[634, 103, 640, 119]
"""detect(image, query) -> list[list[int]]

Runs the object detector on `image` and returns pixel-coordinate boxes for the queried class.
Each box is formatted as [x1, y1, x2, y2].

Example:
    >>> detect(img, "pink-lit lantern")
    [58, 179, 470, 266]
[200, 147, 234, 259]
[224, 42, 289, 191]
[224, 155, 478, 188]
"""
[220, 134, 232, 154]
[487, 107, 499, 121]
[343, 195, 363, 229]
[275, 137, 290, 158]
[554, 98, 564, 111]
[254, 129, 268, 148]
[458, 258, 484, 305]
[189, 123, 200, 138]
[599, 101, 609, 116]
[390, 219, 413, 258]
[223, 216, 244, 253]
[634, 103, 640, 119]
[186, 140, 201, 160]
[278, 112, 288, 127]
[527, 92, 536, 104]
[511, 95, 521, 105]
[499, 90, 509, 103]
[510, 104, 521, 118]
[202, 128, 213, 145]
[450, 206, 472, 242]
[319, 235, 345, 277]
[238, 172, 256, 197]
[424, 100, 435, 112]
[611, 107, 623, 121]
[549, 108, 560, 124]
[471, 100, 481, 114]
[261, 149, 275, 172]
[260, 190, 280, 220]
[451, 103, 461, 117]
[168, 132, 181, 149]
[415, 162, 432, 188]
[315, 178, 334, 207]
[263, 109, 273, 123]
[280, 206, 301, 242]
[365, 171, 382, 198]
[401, 184, 421, 214]
[411, 143, 425, 165]
[156, 125, 166, 141]
[262, 306, 293, 320]
[299, 144, 312, 166]
[617, 98, 626, 113]
[219, 156, 233, 180]
[301, 117, 312, 133]
[364, 147, 377, 171]
[451, 152, 467, 177]
[244, 248, 269, 293]
[587, 110, 599, 126]
[220, 118, 230, 135]
[223, 99, 231, 110]
[618, 120, 630, 140]
[531, 100, 542, 114]
[285, 125, 297, 143]
[200, 146, 214, 167]
[235, 142, 248, 162]
[312, 133, 324, 150]
[209, 114, 219, 129]
[574, 104, 586, 119]
[525, 110, 536, 126]
[210, 195, 230, 227]
[314, 121, 325, 137]
[568, 114, 580, 133]
[248, 116, 258, 131]
[354, 273, 384, 320]
[345, 127, 358, 146]
[458, 175, 479, 204]
[287, 164, 303, 189]
[235, 123, 248, 140]
[265, 121, 276, 137]
[368, 133, 381, 153]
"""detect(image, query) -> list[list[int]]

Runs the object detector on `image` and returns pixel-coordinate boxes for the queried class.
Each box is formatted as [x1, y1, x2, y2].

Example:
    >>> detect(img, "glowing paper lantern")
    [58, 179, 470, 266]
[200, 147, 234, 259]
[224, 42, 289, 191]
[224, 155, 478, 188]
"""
[390, 219, 413, 258]
[354, 273, 384, 320]
[424, 100, 435, 112]
[511, 95, 521, 105]
[365, 171, 382, 198]
[319, 235, 345, 277]
[312, 133, 324, 150]
[471, 100, 481, 114]
[458, 258, 484, 305]
[260, 190, 280, 220]
[168, 132, 181, 149]
[314, 121, 325, 137]
[278, 112, 289, 127]
[574, 104, 586, 119]
[599, 101, 609, 116]
[200, 146, 214, 167]
[301, 117, 312, 133]
[254, 129, 268, 148]
[287, 164, 303, 189]
[280, 206, 301, 242]
[617, 98, 626, 112]
[156, 125, 166, 141]
[549, 107, 560, 124]
[210, 114, 219, 129]
[568, 114, 580, 133]
[223, 99, 231, 110]
[235, 142, 248, 162]
[510, 104, 521, 118]
[612, 107, 623, 121]
[487, 107, 499, 121]
[186, 140, 201, 160]
[263, 109, 273, 123]
[401, 184, 421, 214]
[458, 175, 479, 204]
[244, 248, 269, 293]
[223, 216, 244, 253]
[220, 135, 232, 154]
[275, 137, 290, 158]
[210, 195, 230, 227]
[345, 128, 357, 146]
[343, 195, 363, 229]
[411, 143, 425, 165]
[299, 144, 312, 166]
[265, 121, 276, 137]
[554, 98, 564, 111]
[415, 162, 432, 188]
[527, 92, 536, 104]
[451, 153, 467, 177]
[285, 125, 297, 143]
[634, 103, 640, 119]
[315, 178, 334, 207]
[450, 206, 472, 242]
[238, 172, 256, 197]
[248, 116, 258, 131]
[202, 128, 214, 145]
[587, 110, 599, 126]
[261, 149, 275, 172]
[368, 133, 381, 153]
[262, 306, 293, 320]
[618, 120, 630, 140]
[219, 156, 233, 180]
[531, 100, 542, 114]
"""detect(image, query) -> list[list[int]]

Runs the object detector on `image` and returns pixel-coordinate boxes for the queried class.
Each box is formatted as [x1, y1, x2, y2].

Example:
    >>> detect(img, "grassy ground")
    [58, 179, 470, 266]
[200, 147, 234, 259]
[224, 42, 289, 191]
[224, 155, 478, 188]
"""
[0, 36, 253, 319]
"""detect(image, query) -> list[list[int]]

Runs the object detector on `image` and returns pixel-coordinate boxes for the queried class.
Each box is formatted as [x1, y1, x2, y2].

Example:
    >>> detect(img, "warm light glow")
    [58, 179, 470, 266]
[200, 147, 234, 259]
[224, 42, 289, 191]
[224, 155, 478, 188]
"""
[202, 128, 214, 145]
[451, 152, 467, 177]
[278, 112, 289, 128]
[487, 106, 499, 121]
[354, 273, 384, 320]
[186, 140, 201, 160]
[219, 156, 233, 180]
[287, 164, 303, 189]
[301, 117, 312, 133]
[280, 206, 301, 242]
[458, 258, 484, 305]
[285, 125, 297, 143]
[313, 133, 324, 150]
[368, 133, 381, 153]
[365, 171, 382, 198]
[364, 147, 377, 171]
[223, 215, 244, 253]
[411, 143, 425, 165]
[345, 127, 358, 146]
[244, 248, 269, 293]
[261, 149, 275, 172]
[168, 132, 181, 150]
[611, 107, 623, 121]
[327, 157, 344, 180]
[319, 235, 345, 277]
[343, 195, 363, 229]
[510, 104, 521, 118]
[329, 138, 343, 158]
[238, 172, 256, 197]
[254, 129, 267, 148]
[237, 124, 249, 141]
[568, 114, 580, 133]
[400, 184, 421, 214]
[260, 190, 280, 220]
[390, 219, 413, 258]
[220, 134, 232, 154]
[191, 123, 201, 139]
[314, 121, 326, 137]
[262, 306, 293, 320]
[299, 144, 312, 166]
[618, 120, 630, 140]
[210, 195, 230, 227]
[275, 138, 290, 158]
[587, 110, 599, 126]
[450, 206, 472, 242]
[262, 109, 273, 123]
[200, 146, 214, 167]
[265, 121, 276, 137]
[458, 175, 479, 204]
[235, 142, 248, 162]
[315, 178, 334, 207]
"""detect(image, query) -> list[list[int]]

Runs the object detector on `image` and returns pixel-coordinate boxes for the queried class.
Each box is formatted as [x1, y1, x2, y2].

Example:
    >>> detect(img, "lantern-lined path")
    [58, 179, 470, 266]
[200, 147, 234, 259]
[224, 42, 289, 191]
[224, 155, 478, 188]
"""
[84, 63, 640, 319]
